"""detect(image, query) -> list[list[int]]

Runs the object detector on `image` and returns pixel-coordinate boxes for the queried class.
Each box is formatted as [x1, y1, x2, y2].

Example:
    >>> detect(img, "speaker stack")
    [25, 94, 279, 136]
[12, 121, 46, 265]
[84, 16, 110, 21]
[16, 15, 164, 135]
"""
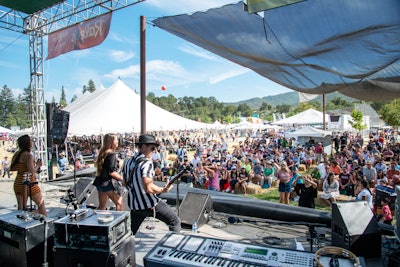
[331, 201, 381, 258]
[178, 192, 213, 228]
[51, 108, 69, 145]
[0, 211, 55, 267]
[53, 210, 135, 267]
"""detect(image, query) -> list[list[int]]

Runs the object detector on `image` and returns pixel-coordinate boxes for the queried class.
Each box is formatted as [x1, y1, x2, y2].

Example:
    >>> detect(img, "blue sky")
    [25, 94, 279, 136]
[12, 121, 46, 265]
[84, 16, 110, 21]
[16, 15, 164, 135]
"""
[0, 0, 290, 104]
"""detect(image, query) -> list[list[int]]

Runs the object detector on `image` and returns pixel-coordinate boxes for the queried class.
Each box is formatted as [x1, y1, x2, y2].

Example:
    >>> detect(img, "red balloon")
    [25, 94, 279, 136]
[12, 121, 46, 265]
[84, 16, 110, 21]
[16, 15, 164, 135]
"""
[161, 85, 166, 91]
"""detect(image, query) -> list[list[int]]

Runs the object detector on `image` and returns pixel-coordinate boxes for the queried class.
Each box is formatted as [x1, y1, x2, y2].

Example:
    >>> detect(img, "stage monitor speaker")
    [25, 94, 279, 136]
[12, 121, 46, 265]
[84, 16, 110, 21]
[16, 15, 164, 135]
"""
[178, 192, 213, 228]
[332, 201, 381, 258]
[51, 109, 69, 145]
[85, 187, 129, 211]
[63, 177, 95, 205]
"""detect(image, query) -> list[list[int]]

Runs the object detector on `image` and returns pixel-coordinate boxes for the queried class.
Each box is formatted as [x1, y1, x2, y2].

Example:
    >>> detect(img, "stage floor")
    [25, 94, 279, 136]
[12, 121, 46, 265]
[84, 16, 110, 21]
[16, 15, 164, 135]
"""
[0, 178, 396, 267]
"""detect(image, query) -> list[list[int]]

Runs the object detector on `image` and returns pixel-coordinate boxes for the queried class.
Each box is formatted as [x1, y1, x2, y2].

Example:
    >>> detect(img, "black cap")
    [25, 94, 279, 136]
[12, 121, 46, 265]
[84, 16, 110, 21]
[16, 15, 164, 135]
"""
[135, 134, 159, 146]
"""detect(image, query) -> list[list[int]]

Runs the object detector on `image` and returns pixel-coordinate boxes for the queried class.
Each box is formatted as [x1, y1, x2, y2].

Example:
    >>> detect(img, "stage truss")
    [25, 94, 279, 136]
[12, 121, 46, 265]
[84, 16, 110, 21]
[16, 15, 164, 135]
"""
[0, 0, 144, 179]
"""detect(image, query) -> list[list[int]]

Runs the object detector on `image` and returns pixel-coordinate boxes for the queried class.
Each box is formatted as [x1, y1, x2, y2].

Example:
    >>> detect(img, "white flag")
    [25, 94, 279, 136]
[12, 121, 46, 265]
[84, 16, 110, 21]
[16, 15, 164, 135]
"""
[299, 92, 318, 102]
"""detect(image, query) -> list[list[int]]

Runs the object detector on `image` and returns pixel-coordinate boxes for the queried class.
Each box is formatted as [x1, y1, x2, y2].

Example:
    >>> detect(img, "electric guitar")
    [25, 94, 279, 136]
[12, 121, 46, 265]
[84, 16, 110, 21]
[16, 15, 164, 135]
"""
[164, 165, 192, 191]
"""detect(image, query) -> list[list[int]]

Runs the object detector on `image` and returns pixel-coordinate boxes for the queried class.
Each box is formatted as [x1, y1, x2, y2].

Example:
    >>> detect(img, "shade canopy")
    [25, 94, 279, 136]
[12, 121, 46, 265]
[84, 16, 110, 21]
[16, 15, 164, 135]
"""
[153, 0, 400, 101]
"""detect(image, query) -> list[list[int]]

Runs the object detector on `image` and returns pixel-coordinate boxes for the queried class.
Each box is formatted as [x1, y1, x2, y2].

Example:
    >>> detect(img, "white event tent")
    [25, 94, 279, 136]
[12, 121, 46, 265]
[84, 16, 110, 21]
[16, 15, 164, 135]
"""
[0, 125, 13, 134]
[66, 80, 210, 136]
[285, 126, 333, 154]
[272, 108, 329, 126]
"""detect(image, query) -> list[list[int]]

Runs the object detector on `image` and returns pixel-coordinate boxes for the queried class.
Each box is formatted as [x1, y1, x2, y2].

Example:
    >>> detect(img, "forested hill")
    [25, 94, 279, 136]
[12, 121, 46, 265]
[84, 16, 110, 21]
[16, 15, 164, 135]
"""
[225, 91, 355, 109]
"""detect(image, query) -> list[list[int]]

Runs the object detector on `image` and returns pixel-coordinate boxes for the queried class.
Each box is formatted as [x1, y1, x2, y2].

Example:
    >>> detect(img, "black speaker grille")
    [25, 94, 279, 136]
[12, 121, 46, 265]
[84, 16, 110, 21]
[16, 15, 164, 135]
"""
[178, 192, 213, 228]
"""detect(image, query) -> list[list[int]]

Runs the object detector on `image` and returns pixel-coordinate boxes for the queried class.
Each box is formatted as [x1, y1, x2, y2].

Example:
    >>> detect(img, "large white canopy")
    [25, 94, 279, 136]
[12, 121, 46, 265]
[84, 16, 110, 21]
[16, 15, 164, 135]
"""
[66, 80, 209, 136]
[0, 125, 13, 134]
[272, 108, 329, 125]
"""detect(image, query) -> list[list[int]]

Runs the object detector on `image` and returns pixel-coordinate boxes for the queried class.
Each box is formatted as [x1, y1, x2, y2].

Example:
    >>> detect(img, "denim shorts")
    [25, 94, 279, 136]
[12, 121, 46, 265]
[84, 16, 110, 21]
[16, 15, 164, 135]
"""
[278, 181, 291, 193]
[96, 182, 114, 192]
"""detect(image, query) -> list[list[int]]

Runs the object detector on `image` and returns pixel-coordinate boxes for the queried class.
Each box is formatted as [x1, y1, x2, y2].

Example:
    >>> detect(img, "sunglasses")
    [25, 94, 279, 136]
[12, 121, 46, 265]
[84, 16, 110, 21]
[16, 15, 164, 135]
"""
[147, 145, 157, 151]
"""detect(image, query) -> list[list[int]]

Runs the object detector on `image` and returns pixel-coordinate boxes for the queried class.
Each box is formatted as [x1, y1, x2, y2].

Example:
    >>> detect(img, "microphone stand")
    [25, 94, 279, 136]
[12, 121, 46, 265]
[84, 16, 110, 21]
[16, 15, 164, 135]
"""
[23, 173, 39, 212]
[176, 178, 180, 217]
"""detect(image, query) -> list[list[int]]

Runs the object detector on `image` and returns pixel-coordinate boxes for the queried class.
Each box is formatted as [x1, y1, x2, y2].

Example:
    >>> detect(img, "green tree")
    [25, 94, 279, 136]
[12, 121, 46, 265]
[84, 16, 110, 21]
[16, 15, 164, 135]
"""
[289, 102, 316, 116]
[259, 102, 272, 111]
[237, 103, 252, 117]
[14, 93, 31, 129]
[0, 85, 15, 127]
[82, 85, 88, 94]
[379, 99, 400, 127]
[71, 95, 78, 103]
[88, 79, 96, 93]
[275, 104, 291, 114]
[59, 86, 67, 107]
[348, 109, 367, 132]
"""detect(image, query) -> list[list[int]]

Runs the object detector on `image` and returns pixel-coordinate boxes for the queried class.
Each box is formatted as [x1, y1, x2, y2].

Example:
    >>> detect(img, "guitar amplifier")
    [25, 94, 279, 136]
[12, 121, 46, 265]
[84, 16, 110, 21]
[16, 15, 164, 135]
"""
[53, 234, 135, 267]
[0, 211, 55, 267]
[54, 210, 131, 252]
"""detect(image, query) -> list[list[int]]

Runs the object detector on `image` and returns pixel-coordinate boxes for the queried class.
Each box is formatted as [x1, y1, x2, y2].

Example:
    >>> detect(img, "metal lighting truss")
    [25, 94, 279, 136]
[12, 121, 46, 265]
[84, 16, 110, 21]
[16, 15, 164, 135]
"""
[0, 0, 144, 179]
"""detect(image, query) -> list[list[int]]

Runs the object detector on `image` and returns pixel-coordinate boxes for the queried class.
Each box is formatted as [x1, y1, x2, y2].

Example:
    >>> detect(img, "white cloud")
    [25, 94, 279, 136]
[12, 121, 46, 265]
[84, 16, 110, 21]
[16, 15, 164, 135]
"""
[107, 31, 138, 45]
[108, 50, 135, 62]
[179, 44, 217, 61]
[209, 68, 250, 84]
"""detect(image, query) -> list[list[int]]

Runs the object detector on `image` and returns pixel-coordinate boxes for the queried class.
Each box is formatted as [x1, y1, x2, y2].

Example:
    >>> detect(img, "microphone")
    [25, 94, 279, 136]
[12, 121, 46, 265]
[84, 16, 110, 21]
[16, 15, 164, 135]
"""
[228, 216, 259, 224]
[228, 216, 241, 224]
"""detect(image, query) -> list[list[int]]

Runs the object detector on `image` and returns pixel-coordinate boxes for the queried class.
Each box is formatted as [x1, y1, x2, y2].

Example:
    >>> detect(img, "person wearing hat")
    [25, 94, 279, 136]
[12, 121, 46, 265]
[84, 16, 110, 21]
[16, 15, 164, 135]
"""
[57, 151, 69, 173]
[123, 134, 180, 235]
[93, 134, 124, 211]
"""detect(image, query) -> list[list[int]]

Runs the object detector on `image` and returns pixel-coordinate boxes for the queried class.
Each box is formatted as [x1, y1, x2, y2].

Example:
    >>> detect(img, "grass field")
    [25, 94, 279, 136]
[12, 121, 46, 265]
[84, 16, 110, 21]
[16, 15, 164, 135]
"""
[250, 188, 332, 212]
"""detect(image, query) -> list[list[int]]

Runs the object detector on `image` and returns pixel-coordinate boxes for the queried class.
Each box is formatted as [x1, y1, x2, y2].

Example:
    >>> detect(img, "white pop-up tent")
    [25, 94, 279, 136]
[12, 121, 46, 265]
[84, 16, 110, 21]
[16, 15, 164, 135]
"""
[0, 125, 13, 134]
[285, 126, 333, 154]
[66, 80, 210, 136]
[272, 108, 329, 126]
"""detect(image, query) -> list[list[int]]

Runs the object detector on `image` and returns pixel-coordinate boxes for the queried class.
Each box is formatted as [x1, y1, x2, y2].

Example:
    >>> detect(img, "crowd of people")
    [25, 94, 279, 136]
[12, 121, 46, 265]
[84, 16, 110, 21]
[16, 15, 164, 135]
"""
[6, 127, 399, 229]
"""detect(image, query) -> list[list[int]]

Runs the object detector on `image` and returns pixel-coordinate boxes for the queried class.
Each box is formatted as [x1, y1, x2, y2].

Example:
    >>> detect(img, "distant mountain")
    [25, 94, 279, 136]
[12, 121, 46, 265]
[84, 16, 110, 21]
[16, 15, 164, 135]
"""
[225, 91, 356, 109]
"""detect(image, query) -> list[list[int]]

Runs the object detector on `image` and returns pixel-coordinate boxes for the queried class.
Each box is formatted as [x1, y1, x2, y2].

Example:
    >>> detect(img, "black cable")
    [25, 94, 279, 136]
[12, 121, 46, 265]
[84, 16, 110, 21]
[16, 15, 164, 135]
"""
[0, 33, 25, 54]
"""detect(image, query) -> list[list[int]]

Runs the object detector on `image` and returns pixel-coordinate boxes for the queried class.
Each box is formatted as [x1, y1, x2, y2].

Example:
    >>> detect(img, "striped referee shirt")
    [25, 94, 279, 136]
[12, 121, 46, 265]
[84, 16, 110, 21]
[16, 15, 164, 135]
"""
[123, 153, 160, 210]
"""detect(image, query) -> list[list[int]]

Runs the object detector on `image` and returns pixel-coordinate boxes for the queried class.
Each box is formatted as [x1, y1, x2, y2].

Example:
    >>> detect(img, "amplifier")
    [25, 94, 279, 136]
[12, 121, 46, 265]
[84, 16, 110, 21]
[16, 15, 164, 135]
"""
[54, 210, 131, 252]
[0, 211, 55, 267]
[144, 233, 317, 267]
[54, 233, 135, 267]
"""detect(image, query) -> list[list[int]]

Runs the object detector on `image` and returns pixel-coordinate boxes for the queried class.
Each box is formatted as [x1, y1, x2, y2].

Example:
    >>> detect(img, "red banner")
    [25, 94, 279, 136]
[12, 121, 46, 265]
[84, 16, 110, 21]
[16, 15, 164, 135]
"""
[47, 12, 112, 60]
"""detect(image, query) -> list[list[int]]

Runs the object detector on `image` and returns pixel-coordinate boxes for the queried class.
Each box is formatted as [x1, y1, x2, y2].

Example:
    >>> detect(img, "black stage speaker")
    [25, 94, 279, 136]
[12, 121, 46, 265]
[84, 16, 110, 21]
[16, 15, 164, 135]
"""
[62, 177, 95, 205]
[0, 211, 54, 267]
[53, 234, 135, 267]
[332, 201, 381, 258]
[85, 187, 129, 211]
[178, 192, 213, 228]
[51, 109, 69, 145]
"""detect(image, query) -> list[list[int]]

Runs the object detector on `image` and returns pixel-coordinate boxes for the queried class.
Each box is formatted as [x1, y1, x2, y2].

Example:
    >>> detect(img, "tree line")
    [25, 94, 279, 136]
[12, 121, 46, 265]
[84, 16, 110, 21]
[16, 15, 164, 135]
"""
[1, 80, 399, 130]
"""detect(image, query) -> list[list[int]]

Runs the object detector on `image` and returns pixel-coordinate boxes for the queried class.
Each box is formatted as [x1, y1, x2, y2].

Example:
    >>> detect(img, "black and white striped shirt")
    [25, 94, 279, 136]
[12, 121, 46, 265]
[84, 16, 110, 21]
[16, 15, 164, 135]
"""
[123, 153, 160, 210]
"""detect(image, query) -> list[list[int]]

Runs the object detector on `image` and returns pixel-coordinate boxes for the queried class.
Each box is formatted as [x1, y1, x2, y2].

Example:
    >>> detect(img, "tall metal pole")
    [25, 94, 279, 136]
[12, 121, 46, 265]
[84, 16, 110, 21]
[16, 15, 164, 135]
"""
[140, 15, 146, 134]
[322, 94, 326, 130]
[29, 21, 48, 180]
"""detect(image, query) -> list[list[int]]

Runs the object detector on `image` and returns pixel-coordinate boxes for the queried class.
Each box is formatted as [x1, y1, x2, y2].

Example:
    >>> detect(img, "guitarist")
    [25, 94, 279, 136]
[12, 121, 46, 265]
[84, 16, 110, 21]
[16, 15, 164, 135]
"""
[123, 134, 181, 235]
